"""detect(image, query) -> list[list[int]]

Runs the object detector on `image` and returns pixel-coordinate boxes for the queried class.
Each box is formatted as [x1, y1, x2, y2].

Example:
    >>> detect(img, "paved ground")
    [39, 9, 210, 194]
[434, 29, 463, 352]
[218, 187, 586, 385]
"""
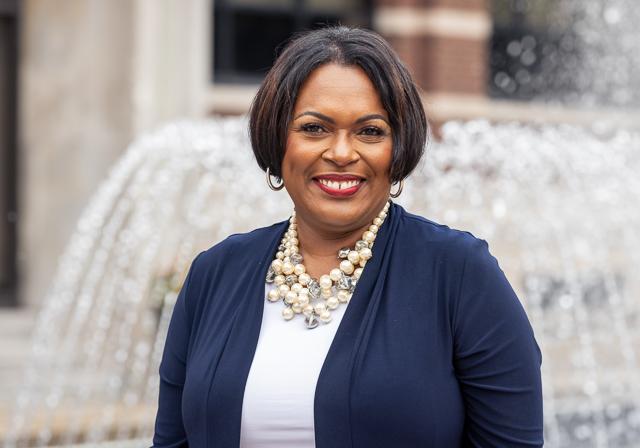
[0, 307, 37, 415]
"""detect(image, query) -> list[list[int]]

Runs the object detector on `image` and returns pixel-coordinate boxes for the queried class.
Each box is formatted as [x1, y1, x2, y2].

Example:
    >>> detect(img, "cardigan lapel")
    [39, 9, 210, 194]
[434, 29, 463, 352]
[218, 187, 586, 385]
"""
[204, 203, 403, 448]
[205, 219, 289, 447]
[314, 202, 402, 448]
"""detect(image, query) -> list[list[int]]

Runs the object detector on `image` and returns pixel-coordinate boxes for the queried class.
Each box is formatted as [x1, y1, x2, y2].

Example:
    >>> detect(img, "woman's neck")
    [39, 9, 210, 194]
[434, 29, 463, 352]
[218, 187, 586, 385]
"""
[293, 216, 371, 280]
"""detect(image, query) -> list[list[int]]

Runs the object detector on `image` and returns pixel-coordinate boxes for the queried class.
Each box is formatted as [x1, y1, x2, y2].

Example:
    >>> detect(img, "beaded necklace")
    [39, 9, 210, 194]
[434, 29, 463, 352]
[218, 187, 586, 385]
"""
[265, 200, 390, 328]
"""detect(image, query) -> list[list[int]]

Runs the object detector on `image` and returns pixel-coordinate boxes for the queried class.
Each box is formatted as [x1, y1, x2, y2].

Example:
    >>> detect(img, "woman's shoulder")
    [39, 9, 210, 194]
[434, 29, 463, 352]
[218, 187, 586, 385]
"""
[190, 220, 287, 273]
[396, 204, 488, 260]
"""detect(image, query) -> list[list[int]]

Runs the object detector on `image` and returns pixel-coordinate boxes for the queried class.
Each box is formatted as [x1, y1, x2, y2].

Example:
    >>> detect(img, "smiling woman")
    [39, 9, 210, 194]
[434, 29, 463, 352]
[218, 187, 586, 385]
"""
[152, 26, 543, 448]
[249, 27, 426, 186]
[281, 63, 394, 268]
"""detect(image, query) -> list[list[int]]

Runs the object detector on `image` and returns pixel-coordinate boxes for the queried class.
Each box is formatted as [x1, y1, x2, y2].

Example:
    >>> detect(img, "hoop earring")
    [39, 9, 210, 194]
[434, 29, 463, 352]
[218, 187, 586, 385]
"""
[266, 167, 284, 191]
[390, 179, 404, 198]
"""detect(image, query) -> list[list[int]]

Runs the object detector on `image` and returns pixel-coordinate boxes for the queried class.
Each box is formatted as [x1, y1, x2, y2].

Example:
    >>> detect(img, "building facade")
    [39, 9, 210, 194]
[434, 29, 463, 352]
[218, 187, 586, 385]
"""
[4, 0, 640, 313]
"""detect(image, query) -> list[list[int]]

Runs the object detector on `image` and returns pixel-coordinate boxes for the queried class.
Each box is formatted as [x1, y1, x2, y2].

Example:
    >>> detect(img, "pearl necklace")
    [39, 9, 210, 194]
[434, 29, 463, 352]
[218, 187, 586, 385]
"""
[265, 200, 390, 329]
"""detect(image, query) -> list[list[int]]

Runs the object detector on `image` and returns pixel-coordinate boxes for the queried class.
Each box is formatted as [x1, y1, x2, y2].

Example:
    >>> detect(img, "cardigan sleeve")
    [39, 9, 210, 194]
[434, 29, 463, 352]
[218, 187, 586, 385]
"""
[151, 253, 202, 448]
[452, 238, 543, 447]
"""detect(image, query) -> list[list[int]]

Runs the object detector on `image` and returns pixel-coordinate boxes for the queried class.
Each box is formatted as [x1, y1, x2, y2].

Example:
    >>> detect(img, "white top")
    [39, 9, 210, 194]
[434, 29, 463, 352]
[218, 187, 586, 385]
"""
[239, 284, 349, 447]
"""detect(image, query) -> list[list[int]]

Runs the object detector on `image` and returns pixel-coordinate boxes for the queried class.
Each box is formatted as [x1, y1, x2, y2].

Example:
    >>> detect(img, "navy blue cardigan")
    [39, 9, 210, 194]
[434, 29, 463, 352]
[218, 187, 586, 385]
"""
[152, 202, 543, 447]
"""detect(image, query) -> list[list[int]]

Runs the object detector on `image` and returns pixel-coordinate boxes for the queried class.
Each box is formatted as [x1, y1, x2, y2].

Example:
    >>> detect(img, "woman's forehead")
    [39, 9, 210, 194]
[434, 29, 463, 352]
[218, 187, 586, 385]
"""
[294, 64, 387, 116]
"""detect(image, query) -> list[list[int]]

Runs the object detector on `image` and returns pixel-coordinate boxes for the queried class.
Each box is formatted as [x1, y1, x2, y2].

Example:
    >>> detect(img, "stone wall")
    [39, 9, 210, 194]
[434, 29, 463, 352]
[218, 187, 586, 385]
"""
[19, 0, 136, 309]
[18, 0, 210, 309]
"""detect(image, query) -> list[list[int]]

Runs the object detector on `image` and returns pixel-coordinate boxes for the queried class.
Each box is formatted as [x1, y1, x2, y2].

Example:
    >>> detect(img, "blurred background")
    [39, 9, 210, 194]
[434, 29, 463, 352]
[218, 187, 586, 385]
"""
[1, 0, 639, 446]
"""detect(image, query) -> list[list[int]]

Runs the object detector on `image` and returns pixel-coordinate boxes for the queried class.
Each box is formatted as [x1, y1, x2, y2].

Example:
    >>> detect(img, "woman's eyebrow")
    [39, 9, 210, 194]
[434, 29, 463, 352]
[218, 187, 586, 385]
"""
[294, 111, 335, 124]
[355, 114, 389, 125]
[294, 111, 389, 125]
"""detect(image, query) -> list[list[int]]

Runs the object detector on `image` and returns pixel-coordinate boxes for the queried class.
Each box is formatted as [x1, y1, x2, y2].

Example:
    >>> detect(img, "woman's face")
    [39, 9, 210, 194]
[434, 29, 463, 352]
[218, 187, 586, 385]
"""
[282, 63, 393, 233]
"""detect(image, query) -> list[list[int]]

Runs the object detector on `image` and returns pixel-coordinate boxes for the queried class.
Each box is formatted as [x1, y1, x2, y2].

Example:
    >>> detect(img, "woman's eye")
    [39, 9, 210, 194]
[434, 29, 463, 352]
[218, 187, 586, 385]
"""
[359, 126, 385, 137]
[301, 123, 325, 134]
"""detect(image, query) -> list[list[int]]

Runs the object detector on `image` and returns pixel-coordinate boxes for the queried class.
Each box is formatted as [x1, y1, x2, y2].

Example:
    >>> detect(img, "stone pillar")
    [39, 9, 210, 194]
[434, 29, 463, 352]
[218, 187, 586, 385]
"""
[19, 0, 211, 308]
[373, 0, 491, 97]
[19, 0, 137, 309]
[131, 0, 211, 133]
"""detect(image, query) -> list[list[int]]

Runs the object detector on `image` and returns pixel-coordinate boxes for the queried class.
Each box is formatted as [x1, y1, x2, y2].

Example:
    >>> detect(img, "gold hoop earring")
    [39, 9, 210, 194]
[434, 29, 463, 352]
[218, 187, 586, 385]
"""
[266, 167, 284, 191]
[390, 179, 404, 198]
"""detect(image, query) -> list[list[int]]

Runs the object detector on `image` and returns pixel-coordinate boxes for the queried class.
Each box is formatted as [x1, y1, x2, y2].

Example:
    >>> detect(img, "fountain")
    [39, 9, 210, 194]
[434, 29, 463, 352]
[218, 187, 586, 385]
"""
[491, 0, 640, 108]
[1, 117, 638, 447]
[3, 1, 640, 447]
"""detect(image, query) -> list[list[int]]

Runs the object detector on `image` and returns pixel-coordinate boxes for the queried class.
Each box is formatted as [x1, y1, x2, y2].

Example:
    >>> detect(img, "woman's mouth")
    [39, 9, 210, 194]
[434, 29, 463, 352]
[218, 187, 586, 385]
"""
[313, 175, 364, 197]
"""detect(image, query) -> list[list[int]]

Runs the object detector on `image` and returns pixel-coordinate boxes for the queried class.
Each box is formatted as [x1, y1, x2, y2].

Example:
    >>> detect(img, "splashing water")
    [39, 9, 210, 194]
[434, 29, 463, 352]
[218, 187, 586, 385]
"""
[491, 0, 640, 108]
[4, 0, 640, 445]
[2, 117, 639, 447]
[563, 0, 640, 107]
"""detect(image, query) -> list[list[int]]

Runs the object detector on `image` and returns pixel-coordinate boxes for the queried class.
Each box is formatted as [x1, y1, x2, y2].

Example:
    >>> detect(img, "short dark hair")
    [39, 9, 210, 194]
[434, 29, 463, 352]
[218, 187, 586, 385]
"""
[249, 26, 428, 183]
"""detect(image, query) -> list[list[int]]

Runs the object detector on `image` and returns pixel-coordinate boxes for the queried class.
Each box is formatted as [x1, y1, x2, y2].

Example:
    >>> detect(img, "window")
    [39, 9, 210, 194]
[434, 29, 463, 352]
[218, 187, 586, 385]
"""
[489, 0, 580, 102]
[0, 0, 18, 307]
[213, 0, 371, 84]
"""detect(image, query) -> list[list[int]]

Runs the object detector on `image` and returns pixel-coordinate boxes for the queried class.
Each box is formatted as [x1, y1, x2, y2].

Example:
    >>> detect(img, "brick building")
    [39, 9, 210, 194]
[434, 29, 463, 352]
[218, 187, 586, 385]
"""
[379, 0, 490, 96]
[2, 0, 498, 312]
[207, 0, 494, 124]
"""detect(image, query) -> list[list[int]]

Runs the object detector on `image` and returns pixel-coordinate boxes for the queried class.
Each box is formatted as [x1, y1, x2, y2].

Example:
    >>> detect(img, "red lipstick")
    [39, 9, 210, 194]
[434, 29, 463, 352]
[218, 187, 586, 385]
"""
[312, 174, 364, 197]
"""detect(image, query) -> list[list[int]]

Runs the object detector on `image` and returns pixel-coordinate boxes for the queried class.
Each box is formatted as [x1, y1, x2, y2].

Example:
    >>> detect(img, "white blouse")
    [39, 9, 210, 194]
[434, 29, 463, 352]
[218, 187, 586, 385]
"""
[239, 284, 349, 447]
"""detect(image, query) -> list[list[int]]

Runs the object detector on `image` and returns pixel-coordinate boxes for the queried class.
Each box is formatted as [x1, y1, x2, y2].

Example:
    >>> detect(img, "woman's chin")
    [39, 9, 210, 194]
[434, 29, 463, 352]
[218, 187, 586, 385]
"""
[292, 185, 386, 231]
[308, 203, 374, 232]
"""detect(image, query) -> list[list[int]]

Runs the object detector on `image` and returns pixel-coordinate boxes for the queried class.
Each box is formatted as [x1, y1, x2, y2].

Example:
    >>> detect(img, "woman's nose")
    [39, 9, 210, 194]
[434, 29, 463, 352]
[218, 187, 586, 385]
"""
[322, 132, 359, 166]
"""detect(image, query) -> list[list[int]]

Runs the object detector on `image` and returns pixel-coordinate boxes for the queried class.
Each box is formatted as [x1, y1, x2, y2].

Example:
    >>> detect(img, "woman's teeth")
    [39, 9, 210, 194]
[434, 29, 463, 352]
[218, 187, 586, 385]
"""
[318, 179, 361, 190]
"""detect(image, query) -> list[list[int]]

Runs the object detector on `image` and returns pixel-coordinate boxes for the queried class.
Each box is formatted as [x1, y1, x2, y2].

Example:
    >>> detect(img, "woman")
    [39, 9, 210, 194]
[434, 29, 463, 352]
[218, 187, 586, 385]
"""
[152, 27, 543, 447]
